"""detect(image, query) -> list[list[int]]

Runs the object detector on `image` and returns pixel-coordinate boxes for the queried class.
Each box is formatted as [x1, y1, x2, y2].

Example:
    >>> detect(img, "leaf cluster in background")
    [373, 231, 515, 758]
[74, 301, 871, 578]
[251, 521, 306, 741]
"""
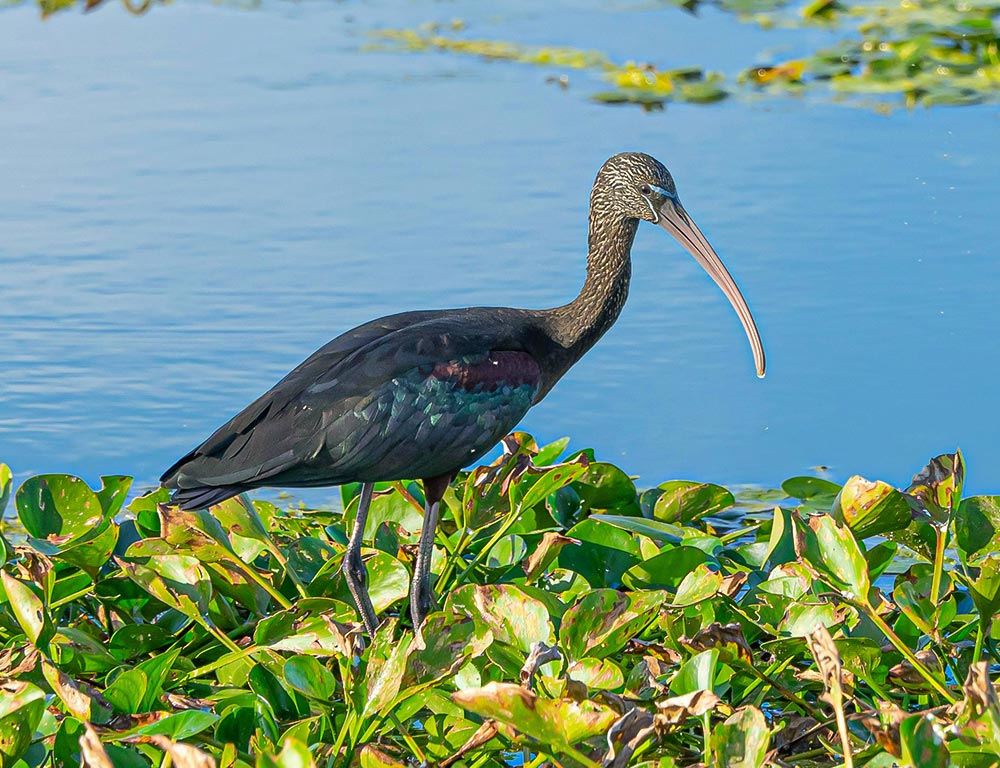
[21, 0, 1000, 108]
[373, 0, 1000, 110]
[1, 437, 1000, 766]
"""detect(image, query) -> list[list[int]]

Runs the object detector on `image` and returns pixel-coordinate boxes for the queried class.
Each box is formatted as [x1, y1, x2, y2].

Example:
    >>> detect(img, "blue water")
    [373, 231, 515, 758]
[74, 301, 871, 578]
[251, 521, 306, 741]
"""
[2, 0, 999, 502]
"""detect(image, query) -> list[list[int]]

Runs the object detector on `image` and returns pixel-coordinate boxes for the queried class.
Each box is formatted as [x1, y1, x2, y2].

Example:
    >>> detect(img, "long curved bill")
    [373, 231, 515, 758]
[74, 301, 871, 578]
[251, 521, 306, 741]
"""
[657, 198, 766, 378]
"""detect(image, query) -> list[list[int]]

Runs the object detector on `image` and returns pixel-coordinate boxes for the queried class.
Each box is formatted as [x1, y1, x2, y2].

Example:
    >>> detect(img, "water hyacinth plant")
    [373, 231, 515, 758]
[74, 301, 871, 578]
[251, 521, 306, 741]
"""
[2, 434, 1000, 767]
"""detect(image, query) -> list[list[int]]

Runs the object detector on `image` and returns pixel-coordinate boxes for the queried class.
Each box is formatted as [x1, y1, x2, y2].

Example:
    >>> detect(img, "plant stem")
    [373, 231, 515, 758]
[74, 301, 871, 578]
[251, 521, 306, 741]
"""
[393, 481, 424, 512]
[453, 505, 522, 588]
[331, 710, 356, 768]
[199, 617, 244, 654]
[974, 622, 986, 665]
[930, 523, 947, 606]
[235, 559, 293, 610]
[387, 712, 426, 763]
[265, 540, 310, 599]
[736, 659, 824, 720]
[831, 692, 855, 768]
[178, 644, 258, 683]
[863, 603, 956, 703]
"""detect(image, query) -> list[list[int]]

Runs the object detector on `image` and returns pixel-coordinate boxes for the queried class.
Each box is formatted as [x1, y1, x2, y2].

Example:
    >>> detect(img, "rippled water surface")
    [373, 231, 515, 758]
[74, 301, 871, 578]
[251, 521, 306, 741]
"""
[2, 0, 999, 499]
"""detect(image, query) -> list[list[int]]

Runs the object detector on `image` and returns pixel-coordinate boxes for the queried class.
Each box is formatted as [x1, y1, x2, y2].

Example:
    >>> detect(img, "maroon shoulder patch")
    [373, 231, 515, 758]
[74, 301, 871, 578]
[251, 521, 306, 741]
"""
[431, 352, 542, 393]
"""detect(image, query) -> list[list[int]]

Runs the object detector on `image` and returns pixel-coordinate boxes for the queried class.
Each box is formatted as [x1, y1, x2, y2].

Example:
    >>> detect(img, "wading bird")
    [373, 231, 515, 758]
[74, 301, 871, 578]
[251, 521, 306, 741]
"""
[162, 152, 765, 637]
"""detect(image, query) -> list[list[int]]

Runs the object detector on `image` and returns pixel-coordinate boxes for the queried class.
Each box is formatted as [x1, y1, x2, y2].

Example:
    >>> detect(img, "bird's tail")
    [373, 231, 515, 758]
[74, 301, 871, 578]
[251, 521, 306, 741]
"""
[168, 484, 244, 511]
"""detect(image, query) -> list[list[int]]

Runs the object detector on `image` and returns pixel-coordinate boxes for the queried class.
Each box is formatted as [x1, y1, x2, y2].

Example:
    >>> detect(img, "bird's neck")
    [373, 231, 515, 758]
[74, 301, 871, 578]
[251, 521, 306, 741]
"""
[548, 213, 638, 356]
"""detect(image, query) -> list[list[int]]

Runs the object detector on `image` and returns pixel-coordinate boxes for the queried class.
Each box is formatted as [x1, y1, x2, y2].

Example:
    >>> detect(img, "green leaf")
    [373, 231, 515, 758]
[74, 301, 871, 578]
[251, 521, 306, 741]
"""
[653, 481, 734, 523]
[566, 657, 624, 691]
[96, 475, 132, 519]
[673, 563, 723, 606]
[452, 682, 616, 752]
[16, 474, 104, 545]
[359, 745, 406, 768]
[447, 584, 553, 653]
[906, 451, 965, 526]
[211, 496, 272, 542]
[779, 602, 844, 637]
[484, 534, 526, 569]
[103, 669, 148, 715]
[967, 556, 1000, 622]
[0, 680, 46, 766]
[118, 554, 213, 622]
[254, 598, 356, 655]
[108, 624, 173, 661]
[249, 665, 304, 721]
[519, 462, 589, 511]
[671, 649, 719, 695]
[782, 476, 841, 503]
[894, 581, 935, 637]
[0, 464, 12, 519]
[559, 517, 643, 588]
[833, 475, 912, 539]
[797, 514, 870, 599]
[361, 622, 413, 718]
[534, 436, 570, 466]
[955, 496, 1000, 560]
[405, 610, 493, 683]
[364, 551, 410, 611]
[58, 521, 120, 575]
[571, 462, 638, 513]
[623, 546, 711, 590]
[0, 570, 52, 649]
[560, 589, 665, 660]
[710, 706, 770, 768]
[589, 513, 684, 543]
[52, 717, 85, 768]
[283, 655, 338, 700]
[132, 710, 220, 740]
[134, 648, 181, 712]
[256, 738, 317, 768]
[900, 713, 949, 768]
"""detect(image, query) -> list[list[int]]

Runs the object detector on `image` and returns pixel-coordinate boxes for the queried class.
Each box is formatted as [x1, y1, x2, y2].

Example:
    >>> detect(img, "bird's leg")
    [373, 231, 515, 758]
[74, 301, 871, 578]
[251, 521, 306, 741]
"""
[342, 482, 378, 636]
[411, 473, 451, 641]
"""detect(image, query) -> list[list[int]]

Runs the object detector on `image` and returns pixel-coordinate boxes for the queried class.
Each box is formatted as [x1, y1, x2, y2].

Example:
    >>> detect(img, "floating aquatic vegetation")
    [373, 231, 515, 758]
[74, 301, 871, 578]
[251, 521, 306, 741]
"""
[2, 438, 1000, 766]
[737, 0, 1000, 106]
[376, 0, 1000, 109]
[373, 26, 728, 108]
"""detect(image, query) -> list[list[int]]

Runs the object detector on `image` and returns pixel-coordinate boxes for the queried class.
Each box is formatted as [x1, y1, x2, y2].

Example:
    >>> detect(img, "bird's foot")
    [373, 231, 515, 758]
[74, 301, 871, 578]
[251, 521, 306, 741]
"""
[341, 553, 378, 637]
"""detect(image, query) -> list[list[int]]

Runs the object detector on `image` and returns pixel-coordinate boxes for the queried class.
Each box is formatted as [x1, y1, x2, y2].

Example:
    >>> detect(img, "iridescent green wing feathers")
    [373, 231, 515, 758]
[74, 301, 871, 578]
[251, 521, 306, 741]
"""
[161, 309, 546, 505]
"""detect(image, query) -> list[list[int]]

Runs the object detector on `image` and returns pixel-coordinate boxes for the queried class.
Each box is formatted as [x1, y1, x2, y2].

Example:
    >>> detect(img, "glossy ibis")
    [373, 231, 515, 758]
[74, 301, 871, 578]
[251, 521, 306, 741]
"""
[161, 152, 765, 637]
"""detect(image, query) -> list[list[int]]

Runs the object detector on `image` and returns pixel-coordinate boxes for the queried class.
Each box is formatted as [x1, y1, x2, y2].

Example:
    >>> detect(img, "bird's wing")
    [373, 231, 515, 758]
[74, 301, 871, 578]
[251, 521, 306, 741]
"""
[161, 308, 543, 492]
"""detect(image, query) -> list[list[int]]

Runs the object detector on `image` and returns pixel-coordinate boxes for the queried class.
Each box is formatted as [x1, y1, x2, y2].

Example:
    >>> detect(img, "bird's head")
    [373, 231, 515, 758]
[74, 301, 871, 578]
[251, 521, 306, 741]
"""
[595, 151, 766, 378]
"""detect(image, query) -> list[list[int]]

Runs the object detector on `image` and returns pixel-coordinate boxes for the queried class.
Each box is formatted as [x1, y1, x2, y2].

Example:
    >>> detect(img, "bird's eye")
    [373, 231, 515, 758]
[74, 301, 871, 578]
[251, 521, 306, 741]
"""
[640, 184, 652, 196]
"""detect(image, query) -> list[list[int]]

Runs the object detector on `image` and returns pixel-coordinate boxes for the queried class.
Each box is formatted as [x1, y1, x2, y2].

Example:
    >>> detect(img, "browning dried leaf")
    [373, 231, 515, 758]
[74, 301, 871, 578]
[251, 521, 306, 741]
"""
[888, 650, 942, 692]
[520, 640, 562, 688]
[770, 716, 822, 753]
[655, 689, 721, 728]
[604, 705, 656, 768]
[679, 622, 752, 664]
[79, 723, 114, 768]
[0, 644, 38, 677]
[962, 661, 1000, 720]
[859, 700, 906, 758]
[147, 735, 217, 768]
[624, 638, 682, 664]
[523, 532, 580, 583]
[719, 571, 748, 599]
[440, 721, 499, 768]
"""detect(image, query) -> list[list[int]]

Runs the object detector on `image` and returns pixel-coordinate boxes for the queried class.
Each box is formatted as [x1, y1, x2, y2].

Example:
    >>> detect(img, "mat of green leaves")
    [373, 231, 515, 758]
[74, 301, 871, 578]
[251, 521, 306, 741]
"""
[1, 434, 999, 768]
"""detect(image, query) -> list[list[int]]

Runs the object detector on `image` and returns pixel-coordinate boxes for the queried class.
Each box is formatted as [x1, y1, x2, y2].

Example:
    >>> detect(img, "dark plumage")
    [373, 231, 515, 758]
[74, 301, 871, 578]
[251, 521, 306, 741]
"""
[162, 152, 766, 638]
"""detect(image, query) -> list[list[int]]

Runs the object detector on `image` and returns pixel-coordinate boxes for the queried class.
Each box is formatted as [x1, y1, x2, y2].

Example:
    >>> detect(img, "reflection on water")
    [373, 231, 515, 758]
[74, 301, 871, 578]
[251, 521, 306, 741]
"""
[1, 0, 998, 497]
